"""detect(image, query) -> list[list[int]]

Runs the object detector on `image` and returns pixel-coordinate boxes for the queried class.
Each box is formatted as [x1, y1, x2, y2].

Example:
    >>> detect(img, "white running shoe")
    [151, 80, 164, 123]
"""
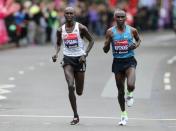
[118, 112, 128, 126]
[126, 92, 134, 107]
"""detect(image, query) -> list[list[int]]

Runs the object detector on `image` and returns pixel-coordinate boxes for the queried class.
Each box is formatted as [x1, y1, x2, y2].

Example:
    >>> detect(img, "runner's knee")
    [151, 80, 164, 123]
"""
[67, 81, 74, 88]
[68, 85, 75, 93]
[76, 89, 83, 96]
[77, 92, 82, 96]
[127, 83, 135, 92]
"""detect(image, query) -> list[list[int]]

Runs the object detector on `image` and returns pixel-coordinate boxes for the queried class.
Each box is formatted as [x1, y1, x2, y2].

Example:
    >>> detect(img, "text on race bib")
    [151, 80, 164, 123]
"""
[64, 33, 78, 48]
[114, 40, 128, 54]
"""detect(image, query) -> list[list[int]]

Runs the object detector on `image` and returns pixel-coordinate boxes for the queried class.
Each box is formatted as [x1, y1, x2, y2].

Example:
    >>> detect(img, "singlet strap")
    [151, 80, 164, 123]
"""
[111, 26, 116, 34]
[125, 25, 132, 34]
[74, 22, 79, 33]
[61, 24, 65, 32]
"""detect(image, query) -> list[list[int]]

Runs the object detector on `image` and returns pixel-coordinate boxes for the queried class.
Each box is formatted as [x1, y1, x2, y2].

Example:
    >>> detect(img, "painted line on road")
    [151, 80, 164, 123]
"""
[164, 78, 170, 84]
[0, 84, 16, 88]
[164, 72, 170, 77]
[163, 72, 172, 91]
[28, 66, 35, 70]
[165, 85, 171, 90]
[167, 56, 176, 64]
[8, 77, 15, 81]
[0, 95, 7, 100]
[18, 70, 24, 75]
[0, 84, 15, 100]
[0, 89, 11, 94]
[0, 115, 176, 121]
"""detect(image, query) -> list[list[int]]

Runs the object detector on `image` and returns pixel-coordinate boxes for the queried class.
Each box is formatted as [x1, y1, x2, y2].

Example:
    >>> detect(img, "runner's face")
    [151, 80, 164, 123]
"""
[114, 12, 126, 26]
[64, 8, 75, 22]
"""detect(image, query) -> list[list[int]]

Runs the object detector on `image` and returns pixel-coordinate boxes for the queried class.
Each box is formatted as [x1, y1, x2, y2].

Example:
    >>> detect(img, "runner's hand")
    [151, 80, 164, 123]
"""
[52, 54, 58, 62]
[79, 55, 86, 63]
[128, 43, 136, 50]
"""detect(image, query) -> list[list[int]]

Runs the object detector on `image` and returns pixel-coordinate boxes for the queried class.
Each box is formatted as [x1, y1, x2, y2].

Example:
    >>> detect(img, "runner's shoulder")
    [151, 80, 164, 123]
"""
[106, 27, 113, 36]
[128, 25, 138, 33]
[78, 22, 88, 31]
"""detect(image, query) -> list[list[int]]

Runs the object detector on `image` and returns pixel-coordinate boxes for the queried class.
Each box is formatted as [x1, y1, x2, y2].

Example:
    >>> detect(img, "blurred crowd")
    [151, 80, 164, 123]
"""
[0, 0, 176, 47]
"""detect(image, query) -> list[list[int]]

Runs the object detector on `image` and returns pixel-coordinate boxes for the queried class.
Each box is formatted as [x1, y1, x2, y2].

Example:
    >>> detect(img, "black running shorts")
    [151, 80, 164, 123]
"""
[61, 55, 86, 72]
[112, 56, 137, 74]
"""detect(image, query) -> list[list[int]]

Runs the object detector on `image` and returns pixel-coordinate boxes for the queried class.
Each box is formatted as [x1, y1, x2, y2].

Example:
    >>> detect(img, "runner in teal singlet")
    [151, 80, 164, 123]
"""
[103, 9, 141, 126]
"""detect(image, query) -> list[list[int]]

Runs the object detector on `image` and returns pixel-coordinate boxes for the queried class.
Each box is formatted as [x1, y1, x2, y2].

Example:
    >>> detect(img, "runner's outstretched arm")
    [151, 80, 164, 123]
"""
[52, 28, 62, 62]
[132, 28, 141, 48]
[79, 24, 94, 63]
[103, 28, 112, 53]
[128, 27, 141, 50]
[79, 24, 94, 57]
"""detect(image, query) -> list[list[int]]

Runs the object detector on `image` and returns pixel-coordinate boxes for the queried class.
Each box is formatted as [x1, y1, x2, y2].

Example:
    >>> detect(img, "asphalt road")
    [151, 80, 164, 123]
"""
[0, 30, 176, 131]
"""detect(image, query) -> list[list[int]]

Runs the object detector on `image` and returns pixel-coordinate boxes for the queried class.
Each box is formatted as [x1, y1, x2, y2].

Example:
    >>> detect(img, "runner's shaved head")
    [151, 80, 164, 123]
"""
[64, 7, 75, 14]
[113, 8, 126, 27]
[114, 9, 126, 17]
[64, 6, 76, 22]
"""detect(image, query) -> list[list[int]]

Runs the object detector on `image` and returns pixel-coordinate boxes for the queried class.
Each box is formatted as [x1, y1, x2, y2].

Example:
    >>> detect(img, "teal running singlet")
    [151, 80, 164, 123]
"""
[111, 25, 134, 58]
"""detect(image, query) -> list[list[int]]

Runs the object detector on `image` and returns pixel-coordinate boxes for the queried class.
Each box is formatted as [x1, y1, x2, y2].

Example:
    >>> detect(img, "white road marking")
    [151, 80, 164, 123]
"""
[0, 95, 7, 100]
[164, 78, 170, 84]
[167, 56, 176, 64]
[18, 70, 24, 75]
[167, 60, 174, 64]
[0, 115, 175, 121]
[28, 66, 35, 70]
[8, 77, 15, 81]
[165, 85, 171, 90]
[164, 72, 171, 77]
[0, 89, 11, 94]
[0, 84, 14, 100]
[0, 84, 16, 88]
[163, 72, 171, 90]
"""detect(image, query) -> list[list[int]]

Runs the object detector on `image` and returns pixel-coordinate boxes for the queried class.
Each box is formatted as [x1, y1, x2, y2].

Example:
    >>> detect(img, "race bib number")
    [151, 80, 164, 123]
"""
[114, 40, 128, 54]
[64, 34, 78, 48]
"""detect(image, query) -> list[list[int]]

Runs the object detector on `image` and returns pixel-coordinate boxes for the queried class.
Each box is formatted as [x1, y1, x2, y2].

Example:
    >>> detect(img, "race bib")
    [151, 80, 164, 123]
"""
[63, 33, 78, 48]
[114, 40, 128, 54]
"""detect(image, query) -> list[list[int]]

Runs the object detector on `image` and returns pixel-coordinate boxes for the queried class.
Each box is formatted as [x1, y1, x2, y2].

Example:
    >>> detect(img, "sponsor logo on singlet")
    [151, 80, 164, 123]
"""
[114, 40, 128, 54]
[64, 33, 78, 48]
